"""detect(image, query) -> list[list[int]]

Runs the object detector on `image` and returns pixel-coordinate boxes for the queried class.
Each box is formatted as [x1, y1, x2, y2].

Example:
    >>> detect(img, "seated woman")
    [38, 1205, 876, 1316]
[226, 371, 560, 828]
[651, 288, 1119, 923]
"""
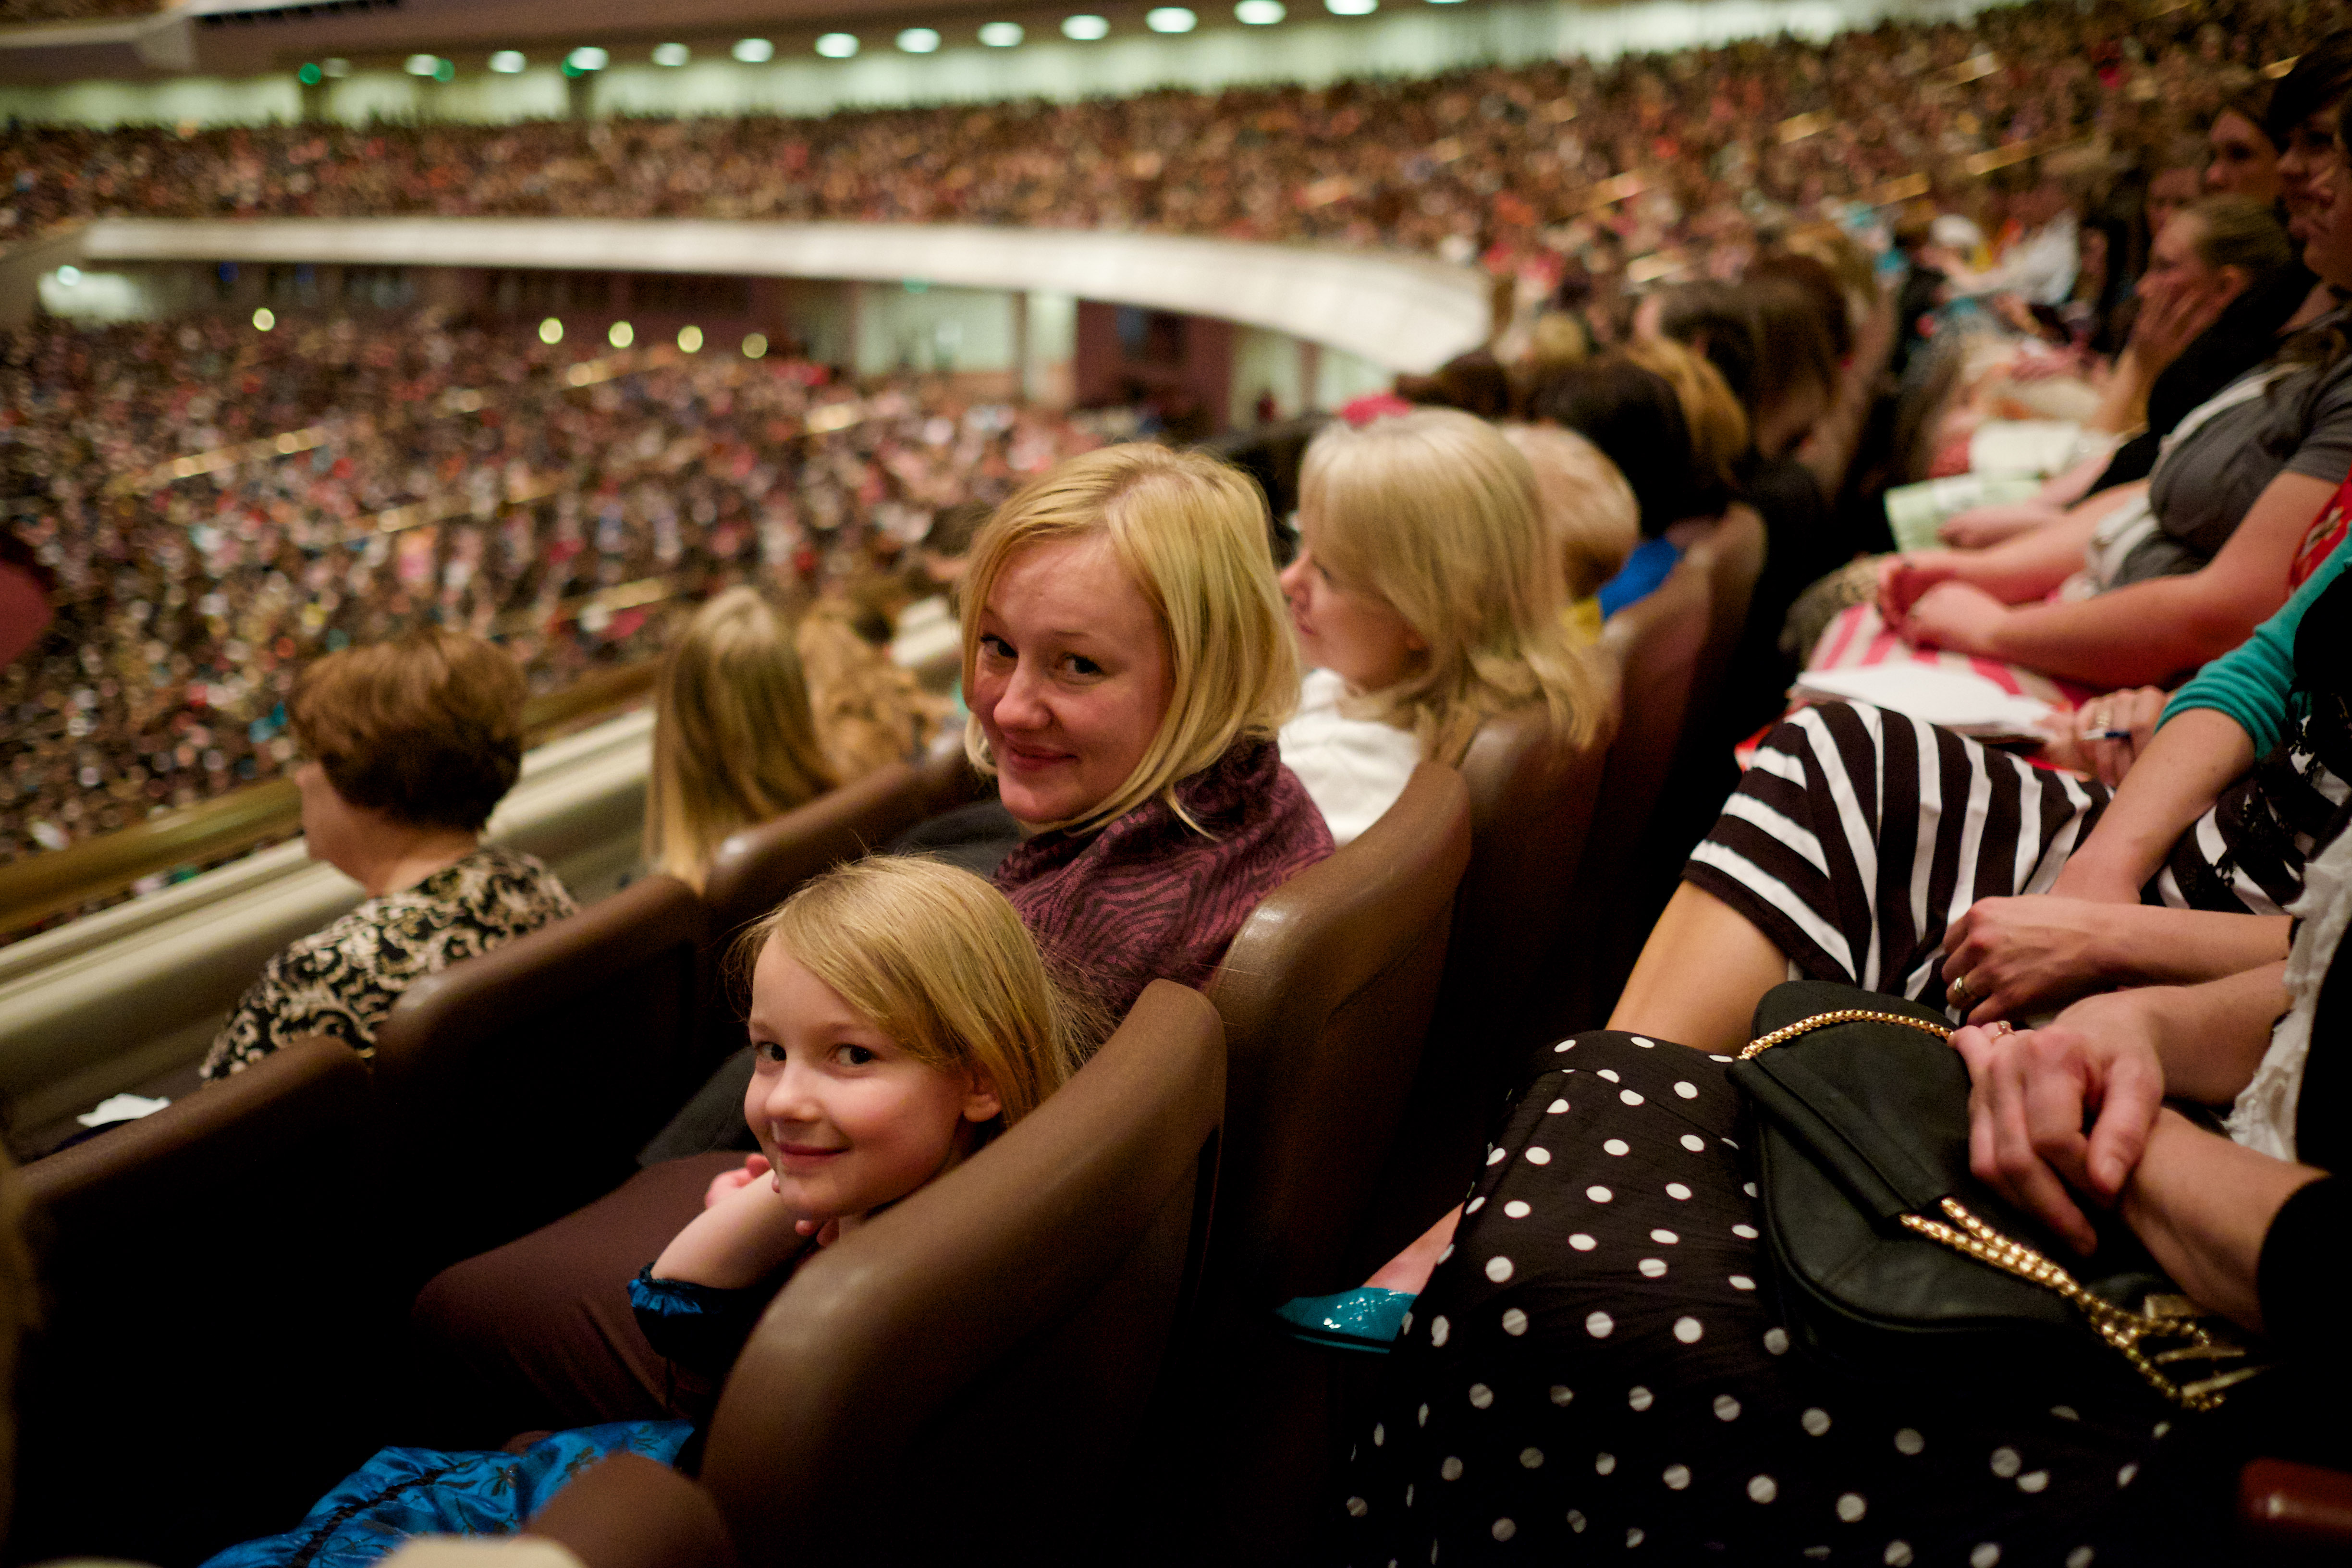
[1932, 195, 2303, 551]
[642, 586, 837, 889]
[1610, 526, 2352, 1059]
[1527, 354, 1717, 618]
[407, 442, 1330, 1442]
[200, 628, 574, 1080]
[1500, 422, 1640, 639]
[210, 857, 1085, 1566]
[1864, 93, 2352, 691]
[1337, 842, 2352, 1563]
[1277, 408, 1610, 846]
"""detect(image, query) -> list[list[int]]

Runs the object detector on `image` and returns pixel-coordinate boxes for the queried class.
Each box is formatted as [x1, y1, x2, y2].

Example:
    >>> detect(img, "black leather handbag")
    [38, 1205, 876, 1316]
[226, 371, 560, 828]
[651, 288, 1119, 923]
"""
[1727, 980, 2264, 1411]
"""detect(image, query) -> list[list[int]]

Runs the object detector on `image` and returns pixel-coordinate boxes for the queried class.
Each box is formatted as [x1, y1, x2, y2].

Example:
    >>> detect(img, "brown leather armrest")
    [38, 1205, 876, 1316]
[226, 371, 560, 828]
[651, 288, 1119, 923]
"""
[2241, 1457, 2352, 1554]
[526, 1453, 737, 1568]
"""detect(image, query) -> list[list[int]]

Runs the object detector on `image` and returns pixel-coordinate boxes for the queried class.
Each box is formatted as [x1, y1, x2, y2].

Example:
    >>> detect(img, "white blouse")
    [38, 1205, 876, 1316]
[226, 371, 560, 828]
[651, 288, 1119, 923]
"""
[1278, 667, 1422, 847]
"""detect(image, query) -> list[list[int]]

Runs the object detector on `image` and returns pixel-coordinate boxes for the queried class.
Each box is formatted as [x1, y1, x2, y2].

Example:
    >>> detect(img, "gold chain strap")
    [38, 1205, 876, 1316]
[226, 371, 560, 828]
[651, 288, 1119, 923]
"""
[1743, 1009, 2262, 1410]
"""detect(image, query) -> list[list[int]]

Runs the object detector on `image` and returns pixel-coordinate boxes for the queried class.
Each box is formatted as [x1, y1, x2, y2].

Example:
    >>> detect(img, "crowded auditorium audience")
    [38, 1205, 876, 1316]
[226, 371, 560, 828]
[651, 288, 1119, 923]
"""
[22, 0, 2352, 1559]
[0, 308, 1102, 875]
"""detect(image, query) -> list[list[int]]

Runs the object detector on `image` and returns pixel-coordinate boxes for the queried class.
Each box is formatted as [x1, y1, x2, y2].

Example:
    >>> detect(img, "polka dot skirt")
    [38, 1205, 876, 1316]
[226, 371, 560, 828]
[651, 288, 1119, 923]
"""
[1334, 1031, 2170, 1566]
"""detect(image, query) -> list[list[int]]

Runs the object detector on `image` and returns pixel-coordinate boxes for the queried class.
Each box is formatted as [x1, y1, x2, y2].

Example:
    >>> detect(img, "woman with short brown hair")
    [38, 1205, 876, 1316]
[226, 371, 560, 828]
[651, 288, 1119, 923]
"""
[200, 627, 574, 1079]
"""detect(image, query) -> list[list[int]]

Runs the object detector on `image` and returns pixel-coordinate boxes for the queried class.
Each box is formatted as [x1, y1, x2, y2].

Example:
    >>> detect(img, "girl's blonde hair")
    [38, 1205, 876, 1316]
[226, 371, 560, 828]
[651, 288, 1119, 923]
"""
[959, 444, 1297, 834]
[1499, 423, 1640, 601]
[1621, 335, 1750, 491]
[645, 587, 837, 889]
[1300, 407, 1609, 762]
[738, 857, 1089, 1129]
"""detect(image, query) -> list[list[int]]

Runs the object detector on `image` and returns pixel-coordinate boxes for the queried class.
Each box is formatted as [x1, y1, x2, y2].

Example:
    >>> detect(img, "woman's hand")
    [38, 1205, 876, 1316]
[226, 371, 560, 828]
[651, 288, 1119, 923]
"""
[704, 1153, 772, 1210]
[1878, 551, 1969, 620]
[1950, 996, 2168, 1256]
[2034, 686, 2169, 786]
[1940, 895, 2125, 1021]
[1892, 579, 2011, 653]
[2129, 274, 2236, 380]
[1938, 502, 2059, 551]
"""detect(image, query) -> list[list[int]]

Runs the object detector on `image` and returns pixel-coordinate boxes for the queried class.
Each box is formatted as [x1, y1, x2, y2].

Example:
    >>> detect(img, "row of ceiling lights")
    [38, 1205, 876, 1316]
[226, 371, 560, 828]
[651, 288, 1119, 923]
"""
[302, 0, 1461, 82]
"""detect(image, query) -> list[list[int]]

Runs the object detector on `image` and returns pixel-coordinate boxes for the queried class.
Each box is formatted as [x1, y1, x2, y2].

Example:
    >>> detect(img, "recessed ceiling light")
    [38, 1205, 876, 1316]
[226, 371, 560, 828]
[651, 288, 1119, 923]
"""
[252, 307, 276, 331]
[898, 27, 941, 52]
[566, 46, 609, 71]
[742, 332, 770, 359]
[404, 54, 440, 76]
[733, 37, 775, 62]
[1326, 0, 1376, 12]
[488, 50, 526, 73]
[979, 21, 1024, 44]
[55, 265, 79, 285]
[652, 43, 690, 66]
[539, 318, 564, 344]
[814, 33, 858, 58]
[1062, 14, 1110, 38]
[1236, 0, 1285, 21]
[678, 325, 704, 352]
[1147, 6, 1197, 30]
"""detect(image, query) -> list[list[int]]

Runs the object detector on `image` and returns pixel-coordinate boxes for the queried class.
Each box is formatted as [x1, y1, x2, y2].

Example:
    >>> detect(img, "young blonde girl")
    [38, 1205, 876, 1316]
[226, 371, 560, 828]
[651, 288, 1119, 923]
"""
[645, 855, 1087, 1293]
[1277, 407, 1611, 843]
[210, 858, 1086, 1568]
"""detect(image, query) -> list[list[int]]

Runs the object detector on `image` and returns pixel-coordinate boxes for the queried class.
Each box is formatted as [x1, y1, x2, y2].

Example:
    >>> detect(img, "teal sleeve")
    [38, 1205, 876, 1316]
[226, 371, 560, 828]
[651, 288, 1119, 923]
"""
[2162, 540, 2352, 755]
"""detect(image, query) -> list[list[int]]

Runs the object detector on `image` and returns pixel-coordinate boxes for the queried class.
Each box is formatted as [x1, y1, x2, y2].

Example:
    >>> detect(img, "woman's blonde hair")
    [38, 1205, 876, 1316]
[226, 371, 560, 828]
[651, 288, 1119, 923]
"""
[646, 586, 837, 889]
[1300, 408, 1609, 762]
[1621, 335, 1750, 491]
[738, 857, 1089, 1129]
[959, 444, 1297, 834]
[1499, 423, 1640, 601]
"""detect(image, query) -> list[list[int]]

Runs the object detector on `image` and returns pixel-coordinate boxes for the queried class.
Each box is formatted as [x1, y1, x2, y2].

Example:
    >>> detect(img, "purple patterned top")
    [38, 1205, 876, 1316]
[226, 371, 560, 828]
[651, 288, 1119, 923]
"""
[995, 736, 1334, 1022]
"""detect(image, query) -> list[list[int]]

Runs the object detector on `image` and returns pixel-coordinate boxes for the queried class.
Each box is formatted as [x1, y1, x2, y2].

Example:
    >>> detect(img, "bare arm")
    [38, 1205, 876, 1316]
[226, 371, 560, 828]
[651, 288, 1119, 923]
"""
[2052, 707, 2257, 900]
[652, 1173, 814, 1290]
[1943, 897, 2291, 1023]
[1968, 470, 2336, 686]
[2121, 1107, 2324, 1331]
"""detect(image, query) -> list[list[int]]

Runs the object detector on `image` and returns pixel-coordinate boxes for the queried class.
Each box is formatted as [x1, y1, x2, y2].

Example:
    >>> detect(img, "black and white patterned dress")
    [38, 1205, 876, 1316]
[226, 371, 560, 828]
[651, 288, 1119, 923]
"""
[200, 845, 575, 1079]
[1335, 1031, 2174, 1567]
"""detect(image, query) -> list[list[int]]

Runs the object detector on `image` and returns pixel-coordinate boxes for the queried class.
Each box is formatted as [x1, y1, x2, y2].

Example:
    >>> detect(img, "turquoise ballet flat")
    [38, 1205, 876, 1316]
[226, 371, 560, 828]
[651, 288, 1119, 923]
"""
[1273, 1286, 1416, 1353]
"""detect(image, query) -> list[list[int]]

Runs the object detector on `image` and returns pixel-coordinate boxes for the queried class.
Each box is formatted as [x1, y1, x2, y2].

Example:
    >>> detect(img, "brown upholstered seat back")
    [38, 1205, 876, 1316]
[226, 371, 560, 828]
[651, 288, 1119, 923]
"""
[1200, 759, 1471, 1316]
[1551, 553, 1713, 1031]
[15, 1038, 390, 1567]
[699, 748, 987, 942]
[370, 874, 706, 1279]
[1359, 693, 1620, 1258]
[697, 980, 1224, 1568]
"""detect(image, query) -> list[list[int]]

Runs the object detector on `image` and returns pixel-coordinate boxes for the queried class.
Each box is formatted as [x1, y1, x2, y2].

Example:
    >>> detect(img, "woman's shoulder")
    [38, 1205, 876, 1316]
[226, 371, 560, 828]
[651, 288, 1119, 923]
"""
[395, 846, 578, 935]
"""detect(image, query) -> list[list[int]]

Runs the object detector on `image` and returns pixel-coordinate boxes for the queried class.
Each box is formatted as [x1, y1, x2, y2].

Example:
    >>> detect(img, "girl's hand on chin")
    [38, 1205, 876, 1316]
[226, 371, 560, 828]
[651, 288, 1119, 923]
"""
[705, 1153, 772, 1210]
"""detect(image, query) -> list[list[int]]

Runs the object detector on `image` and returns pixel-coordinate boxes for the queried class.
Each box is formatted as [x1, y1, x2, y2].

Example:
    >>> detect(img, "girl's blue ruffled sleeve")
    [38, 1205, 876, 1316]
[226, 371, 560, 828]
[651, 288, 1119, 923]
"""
[629, 1268, 772, 1382]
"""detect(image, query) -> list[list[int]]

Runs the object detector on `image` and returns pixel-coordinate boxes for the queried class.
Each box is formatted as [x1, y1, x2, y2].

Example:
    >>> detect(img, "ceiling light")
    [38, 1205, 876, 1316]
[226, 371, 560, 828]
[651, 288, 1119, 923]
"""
[898, 26, 941, 51]
[742, 332, 769, 359]
[488, 50, 526, 73]
[1062, 14, 1110, 38]
[1147, 6, 1197, 28]
[566, 47, 608, 71]
[678, 325, 704, 352]
[539, 318, 564, 344]
[733, 37, 775, 62]
[1325, 0, 1376, 11]
[979, 21, 1024, 44]
[252, 307, 276, 331]
[652, 42, 690, 66]
[55, 265, 79, 285]
[1236, 0, 1285, 21]
[814, 33, 858, 58]
[404, 54, 440, 76]
[608, 321, 634, 348]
